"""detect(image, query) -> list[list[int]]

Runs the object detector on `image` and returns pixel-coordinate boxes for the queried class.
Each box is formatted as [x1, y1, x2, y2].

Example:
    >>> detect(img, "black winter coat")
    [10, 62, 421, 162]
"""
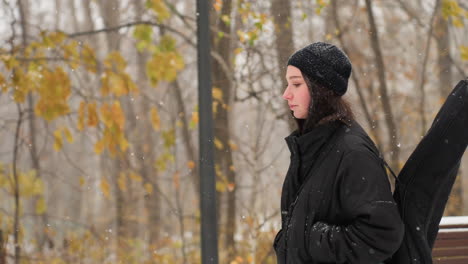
[273, 120, 404, 264]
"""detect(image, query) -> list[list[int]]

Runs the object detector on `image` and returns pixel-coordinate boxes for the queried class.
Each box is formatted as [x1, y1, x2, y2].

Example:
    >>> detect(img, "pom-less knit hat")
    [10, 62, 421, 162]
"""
[287, 42, 352, 96]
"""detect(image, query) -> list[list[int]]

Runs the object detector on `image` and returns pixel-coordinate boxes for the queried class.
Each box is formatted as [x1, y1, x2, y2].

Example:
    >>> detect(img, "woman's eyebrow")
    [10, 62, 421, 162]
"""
[287, 76, 303, 80]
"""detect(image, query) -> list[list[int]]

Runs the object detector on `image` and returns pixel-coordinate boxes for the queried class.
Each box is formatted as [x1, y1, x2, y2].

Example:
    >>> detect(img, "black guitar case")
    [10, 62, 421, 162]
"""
[386, 79, 468, 264]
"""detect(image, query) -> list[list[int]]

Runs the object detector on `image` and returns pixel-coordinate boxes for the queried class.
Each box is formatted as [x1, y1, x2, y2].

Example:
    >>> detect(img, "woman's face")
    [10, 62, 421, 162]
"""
[283, 65, 311, 119]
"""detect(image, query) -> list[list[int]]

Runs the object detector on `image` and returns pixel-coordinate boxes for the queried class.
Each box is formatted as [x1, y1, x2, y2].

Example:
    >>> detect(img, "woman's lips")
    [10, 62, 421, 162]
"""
[290, 105, 297, 109]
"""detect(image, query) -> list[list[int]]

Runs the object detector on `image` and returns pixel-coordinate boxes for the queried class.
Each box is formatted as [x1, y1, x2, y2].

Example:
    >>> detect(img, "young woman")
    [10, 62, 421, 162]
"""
[273, 42, 404, 263]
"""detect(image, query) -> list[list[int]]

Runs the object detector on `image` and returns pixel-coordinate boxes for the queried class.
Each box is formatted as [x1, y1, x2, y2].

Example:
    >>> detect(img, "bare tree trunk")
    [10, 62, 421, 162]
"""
[12, 105, 22, 264]
[417, 0, 440, 135]
[173, 81, 199, 192]
[132, 0, 162, 247]
[330, 0, 383, 150]
[97, 0, 129, 255]
[97, 0, 121, 52]
[434, 6, 463, 215]
[434, 10, 452, 97]
[364, 0, 400, 171]
[0, 230, 5, 264]
[210, 0, 236, 260]
[66, 0, 87, 228]
[83, 0, 99, 50]
[54, 0, 61, 30]
[271, 0, 296, 131]
[18, 0, 53, 252]
[69, 0, 80, 32]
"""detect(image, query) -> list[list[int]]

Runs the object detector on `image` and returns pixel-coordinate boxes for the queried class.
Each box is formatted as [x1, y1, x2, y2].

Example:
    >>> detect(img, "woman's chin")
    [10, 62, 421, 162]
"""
[294, 114, 307, 119]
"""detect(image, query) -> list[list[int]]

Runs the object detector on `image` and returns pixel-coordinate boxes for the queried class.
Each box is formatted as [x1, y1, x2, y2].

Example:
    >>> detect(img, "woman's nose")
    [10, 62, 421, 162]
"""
[283, 86, 292, 100]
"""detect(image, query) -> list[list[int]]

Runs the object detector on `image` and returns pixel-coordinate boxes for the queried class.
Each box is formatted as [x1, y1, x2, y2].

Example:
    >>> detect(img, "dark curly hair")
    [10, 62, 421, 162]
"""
[294, 75, 355, 134]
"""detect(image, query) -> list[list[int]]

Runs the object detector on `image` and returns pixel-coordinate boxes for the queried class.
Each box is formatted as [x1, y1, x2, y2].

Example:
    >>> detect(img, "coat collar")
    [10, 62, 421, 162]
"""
[285, 120, 342, 160]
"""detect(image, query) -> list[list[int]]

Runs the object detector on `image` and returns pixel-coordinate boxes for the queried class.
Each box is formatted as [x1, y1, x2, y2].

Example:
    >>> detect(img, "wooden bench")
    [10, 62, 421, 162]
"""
[432, 216, 468, 264]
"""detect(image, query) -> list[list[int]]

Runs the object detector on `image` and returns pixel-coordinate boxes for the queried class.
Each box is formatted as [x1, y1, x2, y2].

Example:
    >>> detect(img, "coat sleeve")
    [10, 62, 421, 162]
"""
[307, 150, 404, 264]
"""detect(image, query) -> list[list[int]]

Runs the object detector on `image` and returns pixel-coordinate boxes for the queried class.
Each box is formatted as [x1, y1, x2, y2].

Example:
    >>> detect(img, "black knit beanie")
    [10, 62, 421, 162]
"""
[287, 42, 352, 96]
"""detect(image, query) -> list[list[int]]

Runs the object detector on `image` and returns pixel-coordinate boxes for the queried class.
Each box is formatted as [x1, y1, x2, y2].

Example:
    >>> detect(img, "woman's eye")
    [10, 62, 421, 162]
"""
[293, 83, 301, 87]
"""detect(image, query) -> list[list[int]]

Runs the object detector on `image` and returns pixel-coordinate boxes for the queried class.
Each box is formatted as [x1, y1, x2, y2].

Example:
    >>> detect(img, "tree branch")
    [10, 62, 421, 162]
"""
[365, 0, 400, 171]
[67, 20, 235, 89]
[418, 0, 441, 134]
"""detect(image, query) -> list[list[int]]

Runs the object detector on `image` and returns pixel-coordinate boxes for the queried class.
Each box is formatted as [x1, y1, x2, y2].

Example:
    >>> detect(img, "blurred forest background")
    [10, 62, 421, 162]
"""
[0, 0, 467, 263]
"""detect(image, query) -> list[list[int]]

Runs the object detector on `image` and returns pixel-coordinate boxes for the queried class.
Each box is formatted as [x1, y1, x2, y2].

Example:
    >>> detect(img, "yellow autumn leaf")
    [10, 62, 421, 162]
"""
[189, 111, 198, 129]
[0, 73, 6, 92]
[94, 139, 105, 154]
[118, 172, 127, 192]
[104, 51, 127, 71]
[452, 17, 464, 27]
[111, 101, 125, 129]
[146, 51, 185, 86]
[213, 101, 219, 114]
[101, 71, 129, 96]
[35, 67, 71, 121]
[227, 182, 235, 192]
[100, 72, 111, 96]
[122, 73, 139, 94]
[234, 256, 244, 263]
[87, 102, 99, 127]
[460, 45, 468, 61]
[213, 0, 222, 12]
[237, 30, 246, 43]
[150, 107, 161, 131]
[228, 141, 238, 151]
[47, 31, 67, 45]
[216, 181, 226, 192]
[53, 129, 63, 151]
[11, 68, 29, 103]
[159, 35, 177, 52]
[144, 183, 153, 194]
[187, 160, 196, 169]
[100, 101, 125, 129]
[110, 73, 128, 96]
[129, 171, 143, 182]
[118, 133, 129, 152]
[77, 101, 86, 130]
[442, 0, 462, 19]
[214, 138, 224, 150]
[162, 129, 176, 149]
[133, 25, 153, 43]
[63, 127, 73, 143]
[79, 176, 85, 187]
[3, 55, 18, 69]
[63, 41, 79, 69]
[100, 179, 111, 199]
[36, 197, 47, 215]
[146, 0, 170, 22]
[32, 176, 44, 195]
[81, 44, 97, 73]
[212, 87, 223, 102]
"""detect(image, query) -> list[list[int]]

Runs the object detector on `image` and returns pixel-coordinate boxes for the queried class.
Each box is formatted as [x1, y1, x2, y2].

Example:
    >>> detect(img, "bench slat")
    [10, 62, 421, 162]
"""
[432, 247, 468, 257]
[436, 230, 468, 239]
[433, 239, 468, 248]
[433, 256, 468, 264]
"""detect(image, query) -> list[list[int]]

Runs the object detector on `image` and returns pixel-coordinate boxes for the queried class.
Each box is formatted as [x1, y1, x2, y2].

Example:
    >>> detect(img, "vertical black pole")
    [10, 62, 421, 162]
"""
[197, 0, 219, 263]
